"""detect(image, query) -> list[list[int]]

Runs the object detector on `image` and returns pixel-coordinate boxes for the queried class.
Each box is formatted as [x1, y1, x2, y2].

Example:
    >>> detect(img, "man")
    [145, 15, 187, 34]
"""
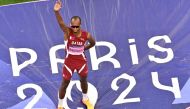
[54, 0, 95, 109]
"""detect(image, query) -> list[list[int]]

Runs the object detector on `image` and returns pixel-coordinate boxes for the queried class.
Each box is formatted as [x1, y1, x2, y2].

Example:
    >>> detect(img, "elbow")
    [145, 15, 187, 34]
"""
[93, 41, 96, 47]
[91, 43, 95, 48]
[91, 41, 95, 47]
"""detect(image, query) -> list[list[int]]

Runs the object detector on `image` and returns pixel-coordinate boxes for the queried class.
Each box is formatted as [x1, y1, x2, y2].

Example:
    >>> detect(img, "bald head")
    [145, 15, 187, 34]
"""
[70, 16, 81, 25]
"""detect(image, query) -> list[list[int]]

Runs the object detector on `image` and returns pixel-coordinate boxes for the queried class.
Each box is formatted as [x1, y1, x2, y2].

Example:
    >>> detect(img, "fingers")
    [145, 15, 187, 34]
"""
[56, 0, 62, 7]
[57, 0, 62, 5]
[54, 0, 62, 10]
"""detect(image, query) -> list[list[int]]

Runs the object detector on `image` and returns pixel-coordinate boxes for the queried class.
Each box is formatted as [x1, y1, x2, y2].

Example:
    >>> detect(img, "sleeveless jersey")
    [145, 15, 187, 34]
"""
[63, 30, 89, 80]
[65, 30, 88, 56]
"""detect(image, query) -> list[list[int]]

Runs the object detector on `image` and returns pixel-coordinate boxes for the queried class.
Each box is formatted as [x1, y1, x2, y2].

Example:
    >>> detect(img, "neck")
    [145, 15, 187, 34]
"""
[73, 30, 81, 36]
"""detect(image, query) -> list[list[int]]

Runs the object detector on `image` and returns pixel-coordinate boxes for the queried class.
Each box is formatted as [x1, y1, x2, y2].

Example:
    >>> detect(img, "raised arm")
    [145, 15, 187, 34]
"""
[54, 0, 70, 36]
[84, 33, 96, 50]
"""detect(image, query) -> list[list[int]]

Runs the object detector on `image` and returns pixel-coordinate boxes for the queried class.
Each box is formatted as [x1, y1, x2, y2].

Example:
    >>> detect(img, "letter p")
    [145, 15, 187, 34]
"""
[9, 48, 37, 76]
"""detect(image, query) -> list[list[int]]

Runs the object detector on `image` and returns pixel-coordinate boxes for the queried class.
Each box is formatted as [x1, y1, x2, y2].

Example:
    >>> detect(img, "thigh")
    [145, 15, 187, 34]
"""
[62, 63, 75, 80]
[76, 61, 88, 78]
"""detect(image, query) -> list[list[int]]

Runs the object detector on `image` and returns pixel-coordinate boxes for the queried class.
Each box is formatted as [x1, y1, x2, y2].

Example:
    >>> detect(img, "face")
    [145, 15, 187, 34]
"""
[70, 18, 81, 33]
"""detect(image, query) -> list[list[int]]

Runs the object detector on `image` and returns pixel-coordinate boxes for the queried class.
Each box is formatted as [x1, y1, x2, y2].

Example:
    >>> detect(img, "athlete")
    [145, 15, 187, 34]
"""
[54, 0, 95, 109]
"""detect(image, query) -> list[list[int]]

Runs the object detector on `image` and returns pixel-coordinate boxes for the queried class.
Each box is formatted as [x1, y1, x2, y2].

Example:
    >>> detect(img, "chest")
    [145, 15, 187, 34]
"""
[68, 35, 87, 46]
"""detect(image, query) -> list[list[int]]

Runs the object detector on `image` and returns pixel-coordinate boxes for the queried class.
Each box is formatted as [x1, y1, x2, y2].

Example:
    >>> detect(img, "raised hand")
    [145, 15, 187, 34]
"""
[54, 0, 62, 12]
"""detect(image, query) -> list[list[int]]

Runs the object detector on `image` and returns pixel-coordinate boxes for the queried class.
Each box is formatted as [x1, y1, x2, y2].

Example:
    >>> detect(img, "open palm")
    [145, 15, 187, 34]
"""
[54, 0, 62, 11]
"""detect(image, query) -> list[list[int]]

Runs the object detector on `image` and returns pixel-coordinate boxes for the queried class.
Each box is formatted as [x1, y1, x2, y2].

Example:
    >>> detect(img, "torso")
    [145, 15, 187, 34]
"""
[65, 30, 88, 56]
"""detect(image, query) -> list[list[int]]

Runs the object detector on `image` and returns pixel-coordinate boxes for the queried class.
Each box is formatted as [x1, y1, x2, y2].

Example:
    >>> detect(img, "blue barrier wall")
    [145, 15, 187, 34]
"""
[0, 0, 190, 109]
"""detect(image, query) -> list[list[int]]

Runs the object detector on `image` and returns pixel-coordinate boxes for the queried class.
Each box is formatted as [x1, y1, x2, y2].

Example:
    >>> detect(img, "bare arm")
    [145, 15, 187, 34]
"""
[54, 0, 70, 38]
[84, 33, 96, 50]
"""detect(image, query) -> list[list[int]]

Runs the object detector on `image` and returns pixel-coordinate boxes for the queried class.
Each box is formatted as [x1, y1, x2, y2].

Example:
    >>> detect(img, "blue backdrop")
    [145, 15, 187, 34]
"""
[0, 0, 190, 109]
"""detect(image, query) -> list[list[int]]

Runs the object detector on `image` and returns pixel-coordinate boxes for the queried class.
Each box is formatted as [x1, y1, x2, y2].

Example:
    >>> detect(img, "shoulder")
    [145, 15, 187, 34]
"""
[81, 30, 88, 34]
[64, 28, 72, 40]
[68, 28, 73, 34]
[81, 30, 90, 38]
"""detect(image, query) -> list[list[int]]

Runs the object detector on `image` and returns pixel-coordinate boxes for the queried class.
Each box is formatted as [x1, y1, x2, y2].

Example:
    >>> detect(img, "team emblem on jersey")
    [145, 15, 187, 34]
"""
[70, 36, 75, 40]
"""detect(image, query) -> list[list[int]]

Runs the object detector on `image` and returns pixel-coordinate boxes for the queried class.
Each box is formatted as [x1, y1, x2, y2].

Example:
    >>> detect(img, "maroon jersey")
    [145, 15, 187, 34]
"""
[65, 30, 88, 56]
[63, 30, 89, 80]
